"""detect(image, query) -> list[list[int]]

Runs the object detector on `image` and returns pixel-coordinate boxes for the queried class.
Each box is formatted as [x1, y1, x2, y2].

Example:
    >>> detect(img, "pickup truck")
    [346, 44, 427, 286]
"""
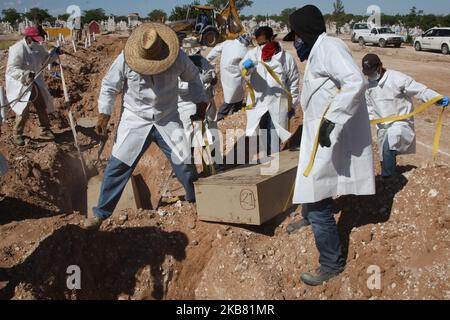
[357, 27, 403, 48]
[351, 22, 371, 43]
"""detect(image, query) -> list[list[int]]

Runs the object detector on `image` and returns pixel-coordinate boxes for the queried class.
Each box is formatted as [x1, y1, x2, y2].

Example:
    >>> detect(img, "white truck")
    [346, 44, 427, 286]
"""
[357, 27, 403, 48]
[351, 22, 371, 43]
[414, 27, 450, 55]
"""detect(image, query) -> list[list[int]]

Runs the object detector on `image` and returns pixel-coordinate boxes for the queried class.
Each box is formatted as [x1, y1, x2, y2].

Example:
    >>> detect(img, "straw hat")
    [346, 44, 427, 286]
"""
[124, 23, 180, 75]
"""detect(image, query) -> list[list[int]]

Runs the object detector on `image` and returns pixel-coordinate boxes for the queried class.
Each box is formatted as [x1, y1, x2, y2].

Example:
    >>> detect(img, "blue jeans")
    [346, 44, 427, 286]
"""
[259, 112, 278, 157]
[381, 139, 398, 178]
[93, 127, 198, 219]
[302, 198, 345, 274]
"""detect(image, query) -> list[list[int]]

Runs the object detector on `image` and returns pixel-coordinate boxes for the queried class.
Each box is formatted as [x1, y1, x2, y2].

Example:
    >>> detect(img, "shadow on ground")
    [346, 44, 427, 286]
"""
[0, 224, 188, 300]
[336, 165, 415, 259]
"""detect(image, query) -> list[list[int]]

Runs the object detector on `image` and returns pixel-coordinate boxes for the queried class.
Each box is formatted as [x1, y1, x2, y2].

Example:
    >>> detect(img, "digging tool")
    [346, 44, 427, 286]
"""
[93, 135, 107, 167]
[190, 104, 216, 177]
[58, 56, 88, 181]
[156, 169, 176, 209]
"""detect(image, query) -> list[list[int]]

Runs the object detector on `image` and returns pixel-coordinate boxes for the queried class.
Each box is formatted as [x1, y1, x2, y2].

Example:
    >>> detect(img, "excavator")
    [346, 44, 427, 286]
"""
[169, 0, 245, 47]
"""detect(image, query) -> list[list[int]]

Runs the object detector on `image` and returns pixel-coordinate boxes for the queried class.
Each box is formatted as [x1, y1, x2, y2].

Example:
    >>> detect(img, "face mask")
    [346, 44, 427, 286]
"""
[294, 38, 311, 62]
[27, 40, 37, 49]
[368, 72, 381, 82]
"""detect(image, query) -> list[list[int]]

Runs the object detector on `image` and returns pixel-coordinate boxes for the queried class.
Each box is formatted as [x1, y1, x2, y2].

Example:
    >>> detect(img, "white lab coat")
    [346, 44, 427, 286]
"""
[6, 39, 55, 116]
[242, 45, 300, 143]
[98, 50, 207, 166]
[206, 39, 248, 104]
[293, 33, 376, 204]
[366, 70, 441, 160]
[178, 56, 218, 147]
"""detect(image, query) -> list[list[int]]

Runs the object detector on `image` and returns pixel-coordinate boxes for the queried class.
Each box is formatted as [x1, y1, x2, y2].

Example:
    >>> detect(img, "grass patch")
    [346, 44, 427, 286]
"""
[0, 40, 16, 50]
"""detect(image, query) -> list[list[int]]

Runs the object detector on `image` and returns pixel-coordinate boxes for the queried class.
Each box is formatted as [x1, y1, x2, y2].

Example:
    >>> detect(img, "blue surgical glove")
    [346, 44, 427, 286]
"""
[242, 59, 255, 70]
[438, 96, 449, 108]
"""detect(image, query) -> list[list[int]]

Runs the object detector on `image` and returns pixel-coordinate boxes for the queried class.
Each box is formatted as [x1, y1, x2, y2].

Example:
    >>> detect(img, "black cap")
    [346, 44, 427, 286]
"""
[362, 54, 382, 74]
[283, 5, 326, 46]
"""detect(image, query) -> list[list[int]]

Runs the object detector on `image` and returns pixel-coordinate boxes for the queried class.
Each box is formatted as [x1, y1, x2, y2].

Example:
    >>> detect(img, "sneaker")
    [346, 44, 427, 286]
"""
[300, 267, 343, 286]
[13, 135, 25, 147]
[286, 219, 311, 234]
[40, 129, 55, 140]
[82, 216, 104, 231]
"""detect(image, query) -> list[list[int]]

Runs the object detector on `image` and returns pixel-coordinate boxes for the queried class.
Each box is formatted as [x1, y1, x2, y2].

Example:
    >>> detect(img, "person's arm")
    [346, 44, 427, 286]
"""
[98, 52, 126, 115]
[6, 45, 27, 82]
[286, 55, 300, 110]
[323, 40, 366, 125]
[206, 42, 225, 62]
[179, 51, 208, 104]
[365, 91, 377, 121]
[400, 74, 441, 103]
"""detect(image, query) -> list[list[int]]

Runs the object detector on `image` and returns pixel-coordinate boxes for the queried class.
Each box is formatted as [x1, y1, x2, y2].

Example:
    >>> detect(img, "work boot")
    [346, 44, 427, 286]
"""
[300, 267, 343, 286]
[286, 219, 311, 234]
[13, 134, 25, 147]
[40, 128, 55, 140]
[82, 216, 104, 231]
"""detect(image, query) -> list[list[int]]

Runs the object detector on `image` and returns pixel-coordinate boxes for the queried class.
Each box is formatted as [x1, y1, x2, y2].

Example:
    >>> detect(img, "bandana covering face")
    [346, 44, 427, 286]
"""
[294, 38, 311, 62]
[261, 42, 280, 61]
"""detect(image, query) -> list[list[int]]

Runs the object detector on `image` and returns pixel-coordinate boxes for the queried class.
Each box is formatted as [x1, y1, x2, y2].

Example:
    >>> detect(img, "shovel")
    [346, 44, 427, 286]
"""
[58, 56, 88, 181]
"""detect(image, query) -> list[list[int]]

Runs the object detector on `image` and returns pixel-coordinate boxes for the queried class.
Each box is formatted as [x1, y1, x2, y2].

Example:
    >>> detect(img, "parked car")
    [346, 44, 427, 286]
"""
[351, 22, 371, 43]
[414, 27, 450, 55]
[358, 27, 403, 48]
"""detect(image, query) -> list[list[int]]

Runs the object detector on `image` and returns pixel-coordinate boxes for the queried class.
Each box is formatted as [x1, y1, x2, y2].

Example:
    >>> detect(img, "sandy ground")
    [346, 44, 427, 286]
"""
[0, 34, 449, 300]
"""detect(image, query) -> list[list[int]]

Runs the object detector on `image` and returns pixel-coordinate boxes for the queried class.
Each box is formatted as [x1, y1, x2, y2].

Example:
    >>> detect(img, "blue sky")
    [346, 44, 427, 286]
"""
[1, 0, 449, 17]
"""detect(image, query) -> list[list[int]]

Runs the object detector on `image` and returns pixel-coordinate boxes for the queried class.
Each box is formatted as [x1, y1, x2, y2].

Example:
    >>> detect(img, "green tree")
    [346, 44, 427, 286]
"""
[279, 7, 297, 27]
[254, 15, 266, 23]
[332, 0, 346, 32]
[169, 1, 200, 21]
[24, 7, 53, 22]
[58, 13, 71, 21]
[206, 0, 253, 11]
[1, 8, 21, 25]
[148, 9, 167, 22]
[82, 8, 107, 24]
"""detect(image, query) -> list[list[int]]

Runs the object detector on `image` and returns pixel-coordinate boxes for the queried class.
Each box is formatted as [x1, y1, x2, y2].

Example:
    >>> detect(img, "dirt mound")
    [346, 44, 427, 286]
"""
[1, 164, 448, 300]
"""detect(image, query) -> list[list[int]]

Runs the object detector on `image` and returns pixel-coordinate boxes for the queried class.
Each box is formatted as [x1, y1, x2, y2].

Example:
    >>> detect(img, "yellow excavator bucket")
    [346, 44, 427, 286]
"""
[219, 0, 244, 39]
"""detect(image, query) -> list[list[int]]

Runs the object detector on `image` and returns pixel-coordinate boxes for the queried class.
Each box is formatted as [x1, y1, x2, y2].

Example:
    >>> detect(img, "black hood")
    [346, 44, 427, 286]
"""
[285, 5, 326, 47]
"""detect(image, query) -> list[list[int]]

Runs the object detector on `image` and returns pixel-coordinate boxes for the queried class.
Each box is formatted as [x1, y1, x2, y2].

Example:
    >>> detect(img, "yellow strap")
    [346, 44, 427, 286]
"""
[433, 107, 446, 160]
[241, 68, 256, 111]
[241, 61, 293, 112]
[370, 95, 443, 124]
[303, 95, 445, 178]
[303, 105, 331, 177]
[370, 95, 444, 160]
[260, 61, 293, 113]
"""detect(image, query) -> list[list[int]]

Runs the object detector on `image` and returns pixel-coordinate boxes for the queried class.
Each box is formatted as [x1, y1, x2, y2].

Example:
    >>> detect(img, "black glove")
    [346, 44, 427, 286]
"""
[190, 102, 208, 122]
[22, 70, 35, 86]
[318, 119, 335, 148]
[51, 47, 64, 56]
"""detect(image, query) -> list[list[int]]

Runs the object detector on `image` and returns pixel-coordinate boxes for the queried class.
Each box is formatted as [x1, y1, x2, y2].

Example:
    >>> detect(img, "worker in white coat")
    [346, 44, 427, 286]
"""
[178, 49, 219, 158]
[241, 26, 299, 157]
[6, 26, 63, 146]
[285, 6, 376, 286]
[83, 23, 208, 230]
[362, 53, 449, 178]
[206, 34, 251, 121]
